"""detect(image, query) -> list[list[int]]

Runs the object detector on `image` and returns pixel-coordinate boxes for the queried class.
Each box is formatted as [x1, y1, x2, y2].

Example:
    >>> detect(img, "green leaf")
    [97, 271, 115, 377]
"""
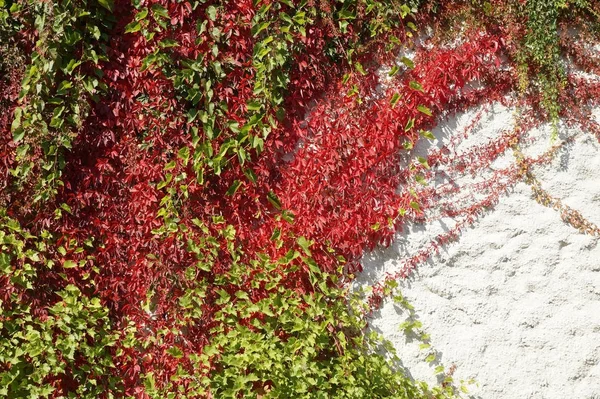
[177, 147, 190, 166]
[354, 62, 367, 76]
[158, 39, 179, 48]
[207, 5, 217, 21]
[12, 127, 24, 142]
[235, 290, 249, 300]
[400, 56, 415, 69]
[419, 130, 435, 140]
[141, 53, 158, 71]
[65, 59, 82, 74]
[252, 21, 270, 37]
[11, 107, 22, 132]
[417, 105, 433, 116]
[151, 4, 169, 19]
[56, 80, 73, 96]
[98, 0, 114, 12]
[410, 201, 421, 212]
[124, 21, 142, 33]
[16, 144, 29, 158]
[404, 118, 415, 132]
[164, 160, 176, 171]
[400, 4, 411, 18]
[409, 80, 423, 92]
[267, 191, 281, 210]
[135, 8, 148, 21]
[270, 228, 281, 241]
[243, 168, 257, 184]
[297, 236, 313, 256]
[417, 156, 430, 169]
[226, 180, 242, 196]
[166, 346, 183, 359]
[247, 101, 262, 111]
[60, 203, 72, 214]
[63, 260, 77, 269]
[281, 210, 294, 224]
[390, 93, 401, 108]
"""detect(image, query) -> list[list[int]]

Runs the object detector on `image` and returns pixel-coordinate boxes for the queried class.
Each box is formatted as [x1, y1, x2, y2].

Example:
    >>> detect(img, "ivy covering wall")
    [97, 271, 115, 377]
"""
[1, 0, 599, 398]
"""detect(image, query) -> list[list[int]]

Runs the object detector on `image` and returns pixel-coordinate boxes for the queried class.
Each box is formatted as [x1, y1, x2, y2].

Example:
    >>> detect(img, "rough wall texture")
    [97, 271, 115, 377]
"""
[357, 104, 600, 399]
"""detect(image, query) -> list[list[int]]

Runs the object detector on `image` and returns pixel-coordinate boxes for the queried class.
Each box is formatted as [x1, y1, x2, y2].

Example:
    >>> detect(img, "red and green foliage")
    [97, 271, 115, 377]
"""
[1, 0, 599, 398]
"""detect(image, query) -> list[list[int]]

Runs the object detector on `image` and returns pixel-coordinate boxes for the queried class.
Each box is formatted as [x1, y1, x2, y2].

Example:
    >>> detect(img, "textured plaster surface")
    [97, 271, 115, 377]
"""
[357, 103, 600, 399]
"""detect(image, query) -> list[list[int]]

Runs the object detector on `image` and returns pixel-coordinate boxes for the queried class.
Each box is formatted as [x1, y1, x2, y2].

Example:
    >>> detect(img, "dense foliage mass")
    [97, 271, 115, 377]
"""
[1, 0, 599, 398]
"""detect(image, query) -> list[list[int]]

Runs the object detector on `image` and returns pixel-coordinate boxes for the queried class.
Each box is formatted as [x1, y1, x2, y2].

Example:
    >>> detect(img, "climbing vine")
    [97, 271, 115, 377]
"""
[1, 0, 599, 398]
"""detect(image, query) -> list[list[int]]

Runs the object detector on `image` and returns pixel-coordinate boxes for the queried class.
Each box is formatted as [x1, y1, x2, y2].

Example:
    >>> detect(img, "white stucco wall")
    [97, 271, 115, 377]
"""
[357, 104, 600, 399]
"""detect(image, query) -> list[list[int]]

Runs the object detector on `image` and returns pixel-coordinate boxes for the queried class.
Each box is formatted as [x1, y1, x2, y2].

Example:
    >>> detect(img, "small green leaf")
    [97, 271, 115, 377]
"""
[409, 80, 423, 92]
[135, 8, 148, 21]
[177, 147, 190, 165]
[98, 0, 114, 12]
[267, 191, 281, 210]
[124, 21, 142, 33]
[65, 59, 82, 74]
[252, 21, 270, 37]
[400, 4, 411, 18]
[270, 228, 281, 241]
[419, 130, 435, 140]
[400, 56, 415, 69]
[151, 4, 168, 19]
[166, 346, 183, 359]
[417, 105, 433, 116]
[12, 127, 24, 142]
[206, 5, 217, 21]
[354, 62, 367, 76]
[60, 203, 72, 214]
[243, 168, 257, 184]
[235, 290, 249, 300]
[56, 80, 73, 95]
[164, 160, 176, 171]
[390, 93, 401, 108]
[63, 260, 77, 269]
[16, 144, 29, 158]
[297, 236, 313, 256]
[158, 39, 179, 48]
[417, 156, 430, 169]
[281, 210, 295, 224]
[226, 180, 242, 196]
[247, 101, 262, 111]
